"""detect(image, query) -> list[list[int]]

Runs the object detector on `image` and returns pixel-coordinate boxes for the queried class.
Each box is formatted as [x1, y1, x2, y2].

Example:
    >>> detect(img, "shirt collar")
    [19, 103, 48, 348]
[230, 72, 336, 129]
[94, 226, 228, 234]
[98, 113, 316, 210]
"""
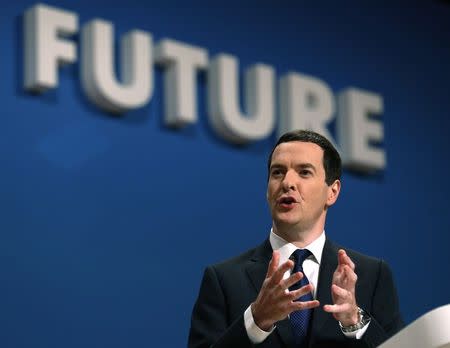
[269, 229, 326, 266]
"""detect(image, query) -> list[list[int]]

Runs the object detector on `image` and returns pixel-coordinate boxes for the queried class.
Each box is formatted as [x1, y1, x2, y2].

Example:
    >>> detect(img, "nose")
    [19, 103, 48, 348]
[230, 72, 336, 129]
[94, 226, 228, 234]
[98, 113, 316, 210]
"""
[282, 169, 297, 192]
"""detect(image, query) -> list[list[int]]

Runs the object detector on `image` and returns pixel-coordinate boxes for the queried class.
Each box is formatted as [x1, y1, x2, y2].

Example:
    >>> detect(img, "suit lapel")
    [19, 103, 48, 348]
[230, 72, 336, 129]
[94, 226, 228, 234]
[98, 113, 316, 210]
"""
[310, 238, 339, 341]
[245, 239, 272, 293]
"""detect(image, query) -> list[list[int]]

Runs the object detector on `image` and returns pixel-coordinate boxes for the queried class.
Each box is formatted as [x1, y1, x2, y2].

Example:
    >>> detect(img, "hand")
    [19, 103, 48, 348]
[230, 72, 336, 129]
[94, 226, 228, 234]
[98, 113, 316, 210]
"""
[251, 250, 320, 331]
[323, 249, 359, 326]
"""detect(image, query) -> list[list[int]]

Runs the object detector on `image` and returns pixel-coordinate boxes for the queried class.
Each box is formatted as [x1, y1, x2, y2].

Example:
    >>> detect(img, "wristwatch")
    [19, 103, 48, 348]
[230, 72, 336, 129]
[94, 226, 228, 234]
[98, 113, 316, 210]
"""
[339, 307, 371, 333]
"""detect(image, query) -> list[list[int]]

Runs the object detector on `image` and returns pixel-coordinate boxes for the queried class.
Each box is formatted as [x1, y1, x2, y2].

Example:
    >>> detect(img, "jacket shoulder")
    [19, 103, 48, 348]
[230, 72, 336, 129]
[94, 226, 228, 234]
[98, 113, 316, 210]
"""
[209, 239, 271, 271]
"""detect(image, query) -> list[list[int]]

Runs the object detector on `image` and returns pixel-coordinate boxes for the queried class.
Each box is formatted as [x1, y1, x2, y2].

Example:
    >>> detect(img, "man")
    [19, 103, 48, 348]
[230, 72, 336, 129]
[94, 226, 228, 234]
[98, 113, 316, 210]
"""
[188, 130, 403, 348]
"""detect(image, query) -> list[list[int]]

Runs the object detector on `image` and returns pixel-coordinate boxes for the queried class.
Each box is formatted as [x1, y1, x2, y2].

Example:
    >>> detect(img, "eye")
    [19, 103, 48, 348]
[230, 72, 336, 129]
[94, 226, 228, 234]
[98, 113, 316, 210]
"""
[270, 168, 283, 177]
[300, 169, 312, 177]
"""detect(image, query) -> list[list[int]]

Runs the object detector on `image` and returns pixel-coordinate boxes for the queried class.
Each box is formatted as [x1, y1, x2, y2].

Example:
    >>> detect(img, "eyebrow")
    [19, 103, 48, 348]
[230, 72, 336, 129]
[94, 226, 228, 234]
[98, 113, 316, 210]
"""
[270, 162, 317, 173]
[296, 163, 317, 173]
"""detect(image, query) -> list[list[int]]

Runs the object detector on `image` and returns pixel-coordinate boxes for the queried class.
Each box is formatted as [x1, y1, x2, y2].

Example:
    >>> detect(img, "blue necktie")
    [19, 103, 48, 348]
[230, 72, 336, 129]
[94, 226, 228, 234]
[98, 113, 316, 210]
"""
[289, 249, 313, 345]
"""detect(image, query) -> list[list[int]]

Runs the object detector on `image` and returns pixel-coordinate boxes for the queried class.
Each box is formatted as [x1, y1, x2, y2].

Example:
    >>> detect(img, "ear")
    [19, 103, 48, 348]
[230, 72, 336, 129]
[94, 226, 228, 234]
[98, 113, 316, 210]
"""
[326, 179, 341, 207]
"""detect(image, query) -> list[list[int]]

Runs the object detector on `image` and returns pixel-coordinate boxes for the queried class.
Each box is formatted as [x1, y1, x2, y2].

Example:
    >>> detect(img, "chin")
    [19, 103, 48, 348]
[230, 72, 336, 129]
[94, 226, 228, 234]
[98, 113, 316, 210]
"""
[274, 216, 302, 228]
[275, 211, 300, 222]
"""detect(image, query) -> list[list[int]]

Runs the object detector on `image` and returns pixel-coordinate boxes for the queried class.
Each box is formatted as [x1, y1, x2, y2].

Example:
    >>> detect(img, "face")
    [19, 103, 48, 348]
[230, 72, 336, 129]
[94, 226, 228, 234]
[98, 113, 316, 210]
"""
[267, 141, 340, 236]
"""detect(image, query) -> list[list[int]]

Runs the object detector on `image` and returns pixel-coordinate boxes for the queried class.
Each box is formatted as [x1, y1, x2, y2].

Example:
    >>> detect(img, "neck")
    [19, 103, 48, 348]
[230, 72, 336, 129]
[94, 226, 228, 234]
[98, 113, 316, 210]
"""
[272, 221, 325, 248]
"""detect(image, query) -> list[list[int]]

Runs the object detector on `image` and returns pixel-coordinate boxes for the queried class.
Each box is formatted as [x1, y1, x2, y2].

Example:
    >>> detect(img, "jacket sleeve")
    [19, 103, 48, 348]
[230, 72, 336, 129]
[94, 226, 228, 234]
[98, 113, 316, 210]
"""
[188, 266, 254, 348]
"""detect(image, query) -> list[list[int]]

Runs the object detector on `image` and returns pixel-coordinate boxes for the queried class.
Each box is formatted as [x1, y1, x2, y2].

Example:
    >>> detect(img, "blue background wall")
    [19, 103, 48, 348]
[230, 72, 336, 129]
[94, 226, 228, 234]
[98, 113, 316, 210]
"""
[1, 1, 450, 347]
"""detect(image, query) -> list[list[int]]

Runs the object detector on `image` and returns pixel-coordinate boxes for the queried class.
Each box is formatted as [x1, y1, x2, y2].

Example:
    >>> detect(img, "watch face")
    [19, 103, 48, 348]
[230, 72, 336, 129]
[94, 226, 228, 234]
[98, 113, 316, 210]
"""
[359, 308, 371, 326]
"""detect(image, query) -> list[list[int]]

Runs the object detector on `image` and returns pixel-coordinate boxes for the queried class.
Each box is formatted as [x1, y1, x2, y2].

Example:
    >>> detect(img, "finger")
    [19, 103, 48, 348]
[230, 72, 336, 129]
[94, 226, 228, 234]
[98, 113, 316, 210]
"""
[333, 267, 344, 283]
[337, 249, 346, 265]
[343, 265, 357, 285]
[338, 249, 356, 271]
[323, 303, 352, 313]
[282, 271, 303, 290]
[334, 266, 355, 290]
[331, 283, 349, 298]
[266, 251, 280, 278]
[289, 283, 314, 300]
[343, 252, 355, 270]
[291, 300, 320, 311]
[270, 259, 294, 285]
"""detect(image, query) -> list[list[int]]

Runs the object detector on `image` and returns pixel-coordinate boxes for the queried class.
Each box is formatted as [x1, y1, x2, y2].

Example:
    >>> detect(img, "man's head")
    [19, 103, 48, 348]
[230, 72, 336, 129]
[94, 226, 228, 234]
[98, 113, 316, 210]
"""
[266, 130, 342, 241]
[267, 130, 341, 185]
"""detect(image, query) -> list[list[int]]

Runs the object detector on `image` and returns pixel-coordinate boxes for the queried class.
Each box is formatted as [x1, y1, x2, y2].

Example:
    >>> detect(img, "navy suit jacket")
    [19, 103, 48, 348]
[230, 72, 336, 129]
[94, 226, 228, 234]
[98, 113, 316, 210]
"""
[188, 238, 403, 348]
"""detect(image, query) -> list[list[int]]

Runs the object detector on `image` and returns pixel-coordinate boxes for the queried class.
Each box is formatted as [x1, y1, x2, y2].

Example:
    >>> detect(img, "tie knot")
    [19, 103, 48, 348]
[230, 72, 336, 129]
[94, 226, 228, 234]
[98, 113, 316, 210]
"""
[290, 248, 312, 266]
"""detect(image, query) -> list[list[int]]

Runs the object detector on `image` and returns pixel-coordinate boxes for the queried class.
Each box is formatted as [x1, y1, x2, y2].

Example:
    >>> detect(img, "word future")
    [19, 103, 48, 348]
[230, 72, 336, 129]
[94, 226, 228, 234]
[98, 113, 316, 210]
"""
[24, 3, 385, 172]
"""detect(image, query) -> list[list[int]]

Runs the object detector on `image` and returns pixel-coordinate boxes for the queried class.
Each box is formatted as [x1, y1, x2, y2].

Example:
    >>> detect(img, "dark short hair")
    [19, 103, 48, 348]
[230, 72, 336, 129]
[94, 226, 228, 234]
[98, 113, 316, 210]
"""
[267, 130, 341, 185]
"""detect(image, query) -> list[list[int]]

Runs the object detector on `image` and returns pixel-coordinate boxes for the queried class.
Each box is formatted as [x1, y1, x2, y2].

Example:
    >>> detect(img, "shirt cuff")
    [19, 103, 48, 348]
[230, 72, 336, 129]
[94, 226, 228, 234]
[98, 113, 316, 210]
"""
[341, 320, 370, 339]
[244, 305, 275, 343]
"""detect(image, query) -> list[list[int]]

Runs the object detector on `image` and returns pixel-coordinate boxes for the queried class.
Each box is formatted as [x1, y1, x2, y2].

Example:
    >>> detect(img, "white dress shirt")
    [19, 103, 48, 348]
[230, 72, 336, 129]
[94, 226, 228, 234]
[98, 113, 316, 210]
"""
[244, 230, 369, 343]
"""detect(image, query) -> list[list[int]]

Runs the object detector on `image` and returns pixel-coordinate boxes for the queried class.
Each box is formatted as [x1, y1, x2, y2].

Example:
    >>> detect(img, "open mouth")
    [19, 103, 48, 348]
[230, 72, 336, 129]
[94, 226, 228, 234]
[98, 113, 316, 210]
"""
[278, 196, 297, 206]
